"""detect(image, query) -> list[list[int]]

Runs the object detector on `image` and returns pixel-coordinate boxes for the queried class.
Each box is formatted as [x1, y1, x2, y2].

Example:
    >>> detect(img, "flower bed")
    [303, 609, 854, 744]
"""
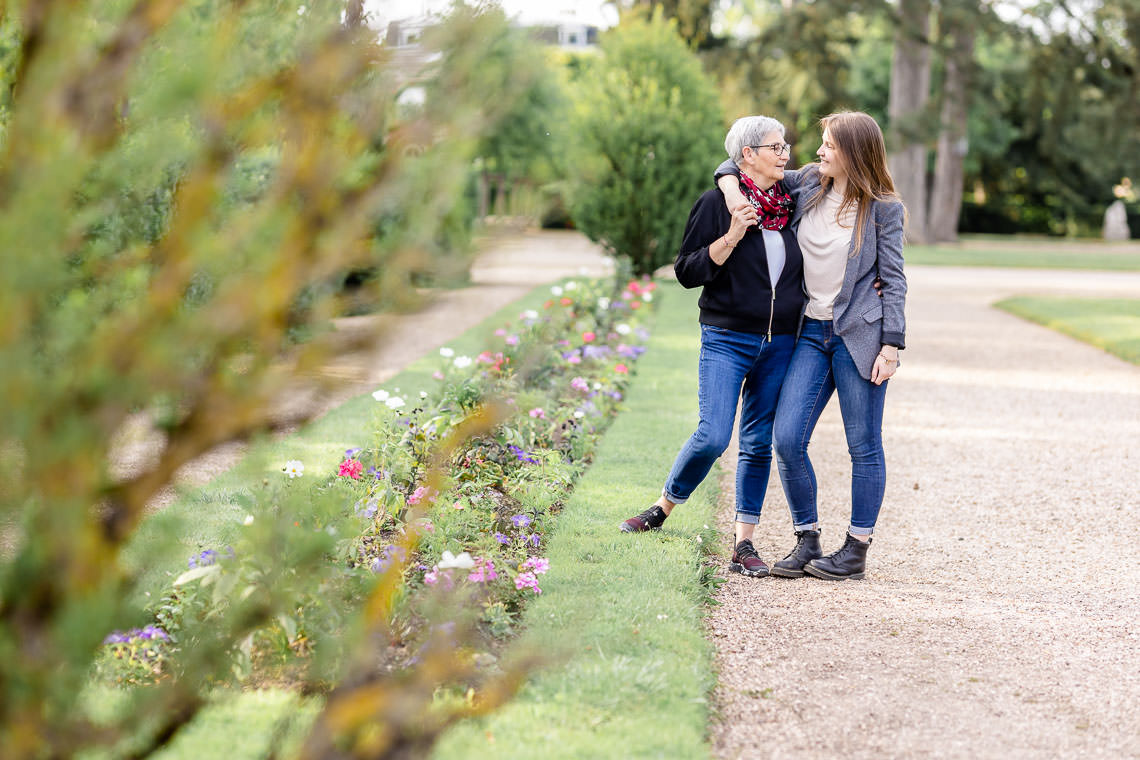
[96, 274, 657, 685]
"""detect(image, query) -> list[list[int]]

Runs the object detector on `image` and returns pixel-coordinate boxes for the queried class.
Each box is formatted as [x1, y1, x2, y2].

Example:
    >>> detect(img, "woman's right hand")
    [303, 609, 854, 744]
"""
[727, 202, 757, 245]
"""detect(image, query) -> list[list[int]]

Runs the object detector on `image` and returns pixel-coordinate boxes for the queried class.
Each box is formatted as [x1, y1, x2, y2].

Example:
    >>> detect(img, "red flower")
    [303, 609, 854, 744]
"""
[630, 301, 642, 309]
[614, 363, 629, 374]
[338, 459, 364, 479]
[544, 299, 554, 309]
[560, 297, 573, 306]
[582, 331, 596, 343]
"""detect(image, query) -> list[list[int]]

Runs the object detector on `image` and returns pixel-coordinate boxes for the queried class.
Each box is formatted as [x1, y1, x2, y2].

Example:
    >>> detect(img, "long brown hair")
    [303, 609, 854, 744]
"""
[805, 111, 902, 256]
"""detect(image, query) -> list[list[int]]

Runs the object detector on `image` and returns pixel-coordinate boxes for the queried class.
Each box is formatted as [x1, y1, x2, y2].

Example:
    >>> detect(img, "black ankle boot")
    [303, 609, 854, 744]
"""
[770, 530, 822, 578]
[804, 533, 871, 581]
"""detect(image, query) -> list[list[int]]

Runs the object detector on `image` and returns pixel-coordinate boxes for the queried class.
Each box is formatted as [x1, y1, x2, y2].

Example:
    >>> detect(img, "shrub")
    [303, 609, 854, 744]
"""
[567, 11, 724, 275]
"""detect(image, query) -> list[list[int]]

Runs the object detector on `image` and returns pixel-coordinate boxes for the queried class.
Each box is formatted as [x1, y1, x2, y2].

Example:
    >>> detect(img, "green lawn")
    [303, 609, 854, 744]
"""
[433, 282, 715, 759]
[995, 296, 1140, 365]
[906, 238, 1140, 270]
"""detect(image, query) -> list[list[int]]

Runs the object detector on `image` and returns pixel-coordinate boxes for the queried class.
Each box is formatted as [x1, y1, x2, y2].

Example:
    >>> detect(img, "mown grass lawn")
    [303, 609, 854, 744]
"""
[906, 238, 1140, 270]
[994, 296, 1140, 365]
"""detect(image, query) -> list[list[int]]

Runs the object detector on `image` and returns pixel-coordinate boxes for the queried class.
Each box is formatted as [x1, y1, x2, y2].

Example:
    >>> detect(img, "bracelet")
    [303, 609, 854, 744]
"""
[722, 235, 738, 249]
[878, 352, 897, 364]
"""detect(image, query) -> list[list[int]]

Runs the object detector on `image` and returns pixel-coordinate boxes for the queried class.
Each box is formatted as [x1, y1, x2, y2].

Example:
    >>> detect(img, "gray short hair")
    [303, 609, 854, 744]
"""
[724, 116, 786, 164]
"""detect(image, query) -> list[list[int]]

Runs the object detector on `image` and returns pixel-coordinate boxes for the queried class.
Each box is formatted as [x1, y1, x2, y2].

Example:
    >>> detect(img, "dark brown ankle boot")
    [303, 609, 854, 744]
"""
[804, 533, 870, 580]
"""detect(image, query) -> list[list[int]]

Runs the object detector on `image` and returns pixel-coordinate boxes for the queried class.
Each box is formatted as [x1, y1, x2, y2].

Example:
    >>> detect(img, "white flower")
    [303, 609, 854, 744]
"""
[695, 535, 703, 543]
[243, 514, 255, 526]
[597, 297, 611, 310]
[385, 396, 406, 409]
[642, 292, 654, 302]
[437, 550, 475, 570]
[283, 460, 304, 478]
[419, 391, 428, 399]
[439, 347, 455, 358]
[616, 323, 632, 335]
[453, 355, 473, 369]
[565, 281, 578, 291]
[550, 285, 563, 296]
[522, 309, 539, 320]
[592, 382, 601, 390]
[573, 410, 585, 419]
[371, 389, 390, 402]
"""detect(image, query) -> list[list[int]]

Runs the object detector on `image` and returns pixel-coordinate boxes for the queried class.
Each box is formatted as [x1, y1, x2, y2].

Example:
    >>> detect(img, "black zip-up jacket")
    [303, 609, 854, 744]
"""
[674, 187, 805, 335]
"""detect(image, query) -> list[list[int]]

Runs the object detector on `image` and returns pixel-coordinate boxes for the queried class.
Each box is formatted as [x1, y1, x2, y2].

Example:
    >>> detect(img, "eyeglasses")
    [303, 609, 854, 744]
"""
[748, 142, 792, 157]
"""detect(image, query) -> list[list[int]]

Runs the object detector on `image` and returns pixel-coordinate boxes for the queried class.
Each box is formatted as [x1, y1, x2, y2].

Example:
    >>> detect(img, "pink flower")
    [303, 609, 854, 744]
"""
[432, 370, 445, 380]
[477, 350, 495, 364]
[614, 363, 629, 374]
[582, 331, 596, 343]
[560, 297, 572, 306]
[529, 407, 546, 419]
[630, 301, 642, 309]
[567, 355, 582, 364]
[505, 335, 519, 346]
[452, 500, 465, 510]
[570, 377, 589, 392]
[338, 459, 364, 479]
[494, 328, 507, 336]
[514, 571, 542, 594]
[467, 558, 499, 583]
[408, 486, 437, 505]
[520, 557, 550, 575]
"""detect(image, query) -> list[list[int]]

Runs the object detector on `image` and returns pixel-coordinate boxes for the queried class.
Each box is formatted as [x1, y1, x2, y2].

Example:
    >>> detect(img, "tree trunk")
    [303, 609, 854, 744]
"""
[886, 0, 932, 243]
[928, 6, 976, 243]
[344, 0, 365, 29]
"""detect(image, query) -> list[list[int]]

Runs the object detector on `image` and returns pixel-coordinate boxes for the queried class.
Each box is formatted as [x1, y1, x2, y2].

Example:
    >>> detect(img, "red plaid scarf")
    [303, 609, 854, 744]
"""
[738, 172, 793, 231]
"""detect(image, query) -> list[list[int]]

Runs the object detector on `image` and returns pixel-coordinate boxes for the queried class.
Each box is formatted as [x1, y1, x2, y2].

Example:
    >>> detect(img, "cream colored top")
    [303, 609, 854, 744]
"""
[798, 189, 856, 320]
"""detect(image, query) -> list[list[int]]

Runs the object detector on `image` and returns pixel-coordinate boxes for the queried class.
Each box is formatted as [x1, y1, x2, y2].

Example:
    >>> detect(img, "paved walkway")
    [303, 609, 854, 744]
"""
[111, 230, 612, 505]
[708, 266, 1140, 758]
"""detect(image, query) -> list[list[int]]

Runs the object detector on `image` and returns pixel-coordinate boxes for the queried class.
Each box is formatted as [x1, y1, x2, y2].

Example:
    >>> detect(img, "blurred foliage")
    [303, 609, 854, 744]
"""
[0, 1, 554, 757]
[566, 10, 723, 275]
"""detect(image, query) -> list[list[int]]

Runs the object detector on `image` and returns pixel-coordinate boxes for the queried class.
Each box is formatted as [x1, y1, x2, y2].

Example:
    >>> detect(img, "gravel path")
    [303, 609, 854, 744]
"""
[707, 266, 1140, 759]
[109, 230, 611, 509]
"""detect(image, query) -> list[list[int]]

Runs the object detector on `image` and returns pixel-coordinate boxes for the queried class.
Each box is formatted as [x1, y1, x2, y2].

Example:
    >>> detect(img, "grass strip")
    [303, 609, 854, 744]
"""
[994, 296, 1140, 365]
[432, 282, 716, 760]
[906, 241, 1140, 270]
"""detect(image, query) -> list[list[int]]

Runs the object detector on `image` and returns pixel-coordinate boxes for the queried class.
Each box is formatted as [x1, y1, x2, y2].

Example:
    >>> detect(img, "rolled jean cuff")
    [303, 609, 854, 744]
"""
[735, 512, 760, 525]
[793, 522, 820, 532]
[661, 487, 688, 506]
[849, 525, 874, 537]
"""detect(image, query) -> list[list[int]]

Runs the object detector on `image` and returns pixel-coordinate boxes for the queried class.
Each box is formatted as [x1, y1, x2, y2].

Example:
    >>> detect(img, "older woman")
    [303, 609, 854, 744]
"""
[715, 111, 907, 580]
[619, 115, 806, 580]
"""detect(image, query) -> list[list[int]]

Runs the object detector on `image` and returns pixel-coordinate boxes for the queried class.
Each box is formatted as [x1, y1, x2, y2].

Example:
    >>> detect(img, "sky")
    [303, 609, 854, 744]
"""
[367, 0, 619, 30]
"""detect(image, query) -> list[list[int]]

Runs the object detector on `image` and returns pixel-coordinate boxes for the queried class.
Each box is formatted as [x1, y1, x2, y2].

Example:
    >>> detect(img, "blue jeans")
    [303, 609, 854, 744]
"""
[664, 325, 794, 524]
[773, 318, 887, 536]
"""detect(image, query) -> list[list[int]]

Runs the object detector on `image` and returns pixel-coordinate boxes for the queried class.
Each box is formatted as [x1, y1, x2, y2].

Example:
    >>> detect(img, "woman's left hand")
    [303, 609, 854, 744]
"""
[871, 346, 899, 385]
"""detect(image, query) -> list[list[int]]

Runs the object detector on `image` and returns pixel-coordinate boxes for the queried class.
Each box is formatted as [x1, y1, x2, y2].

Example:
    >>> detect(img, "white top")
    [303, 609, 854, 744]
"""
[761, 229, 785, 287]
[798, 189, 855, 319]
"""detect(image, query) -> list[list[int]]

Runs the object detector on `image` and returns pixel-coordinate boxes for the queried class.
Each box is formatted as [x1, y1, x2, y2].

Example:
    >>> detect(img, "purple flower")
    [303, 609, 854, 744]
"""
[511, 514, 532, 528]
[188, 549, 218, 569]
[582, 345, 611, 360]
[494, 532, 511, 545]
[368, 466, 383, 480]
[344, 447, 362, 458]
[508, 445, 539, 465]
[527, 533, 541, 548]
[355, 498, 379, 518]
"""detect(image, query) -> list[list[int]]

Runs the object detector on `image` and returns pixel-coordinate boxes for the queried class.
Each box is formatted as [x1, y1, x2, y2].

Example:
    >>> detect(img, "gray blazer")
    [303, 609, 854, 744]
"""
[783, 166, 908, 380]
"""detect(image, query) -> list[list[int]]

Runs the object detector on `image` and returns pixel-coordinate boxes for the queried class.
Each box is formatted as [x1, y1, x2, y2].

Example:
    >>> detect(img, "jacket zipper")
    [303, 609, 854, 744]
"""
[767, 287, 775, 342]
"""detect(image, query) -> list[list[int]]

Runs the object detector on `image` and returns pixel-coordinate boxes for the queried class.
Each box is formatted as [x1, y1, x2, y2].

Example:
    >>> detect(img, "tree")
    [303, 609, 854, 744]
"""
[568, 11, 723, 276]
[928, 0, 979, 242]
[886, 0, 933, 242]
[0, 1, 540, 757]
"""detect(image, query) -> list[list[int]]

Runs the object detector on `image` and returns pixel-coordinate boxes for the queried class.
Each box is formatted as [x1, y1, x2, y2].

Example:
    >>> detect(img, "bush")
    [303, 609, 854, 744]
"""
[567, 11, 724, 276]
